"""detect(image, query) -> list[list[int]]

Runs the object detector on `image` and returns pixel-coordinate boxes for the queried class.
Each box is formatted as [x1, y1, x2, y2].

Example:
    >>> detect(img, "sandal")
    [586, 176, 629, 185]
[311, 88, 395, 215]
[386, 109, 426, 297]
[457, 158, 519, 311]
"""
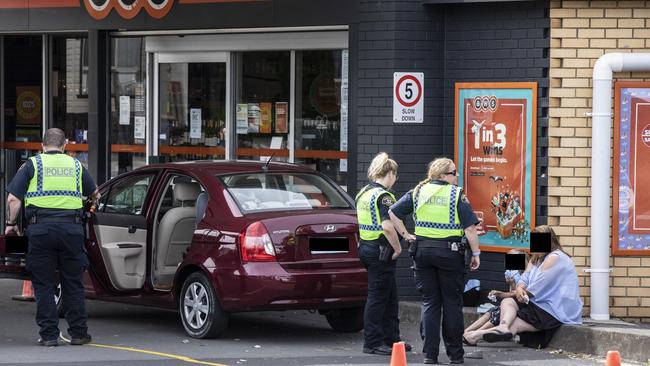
[482, 330, 513, 343]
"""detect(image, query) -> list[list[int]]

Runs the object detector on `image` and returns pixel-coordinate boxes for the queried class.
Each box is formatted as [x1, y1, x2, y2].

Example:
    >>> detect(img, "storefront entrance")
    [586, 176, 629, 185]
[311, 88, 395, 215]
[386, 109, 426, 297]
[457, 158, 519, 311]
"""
[154, 52, 229, 162]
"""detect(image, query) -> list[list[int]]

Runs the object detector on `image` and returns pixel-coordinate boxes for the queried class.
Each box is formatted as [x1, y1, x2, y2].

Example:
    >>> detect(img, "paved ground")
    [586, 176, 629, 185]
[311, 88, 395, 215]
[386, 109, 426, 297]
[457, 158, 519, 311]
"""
[0, 279, 638, 366]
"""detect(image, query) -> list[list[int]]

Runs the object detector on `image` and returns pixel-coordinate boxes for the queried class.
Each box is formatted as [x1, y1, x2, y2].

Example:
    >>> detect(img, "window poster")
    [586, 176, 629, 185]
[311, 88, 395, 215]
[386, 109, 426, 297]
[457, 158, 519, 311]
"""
[247, 103, 260, 133]
[236, 104, 248, 135]
[16, 86, 41, 125]
[275, 102, 288, 133]
[455, 82, 537, 252]
[613, 82, 650, 256]
[119, 95, 130, 125]
[260, 103, 272, 134]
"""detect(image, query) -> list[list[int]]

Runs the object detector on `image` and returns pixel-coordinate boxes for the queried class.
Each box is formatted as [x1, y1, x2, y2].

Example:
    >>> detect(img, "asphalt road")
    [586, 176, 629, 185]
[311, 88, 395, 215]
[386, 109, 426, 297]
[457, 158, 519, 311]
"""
[0, 279, 627, 366]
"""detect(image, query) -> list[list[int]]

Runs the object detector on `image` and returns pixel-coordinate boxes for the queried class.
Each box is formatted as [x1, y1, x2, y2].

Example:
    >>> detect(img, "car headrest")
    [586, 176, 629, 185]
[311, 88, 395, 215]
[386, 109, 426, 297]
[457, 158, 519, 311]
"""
[174, 182, 201, 202]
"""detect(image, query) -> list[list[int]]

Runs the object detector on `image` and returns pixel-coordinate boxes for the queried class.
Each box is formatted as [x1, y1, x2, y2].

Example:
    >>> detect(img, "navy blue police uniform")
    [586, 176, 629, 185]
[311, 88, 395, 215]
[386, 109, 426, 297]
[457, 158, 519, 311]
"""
[390, 180, 479, 363]
[6, 152, 97, 344]
[357, 182, 404, 354]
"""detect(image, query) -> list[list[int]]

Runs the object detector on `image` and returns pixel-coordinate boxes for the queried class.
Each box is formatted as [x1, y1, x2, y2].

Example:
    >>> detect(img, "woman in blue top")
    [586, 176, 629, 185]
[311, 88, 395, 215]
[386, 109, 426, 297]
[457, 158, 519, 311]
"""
[464, 225, 583, 348]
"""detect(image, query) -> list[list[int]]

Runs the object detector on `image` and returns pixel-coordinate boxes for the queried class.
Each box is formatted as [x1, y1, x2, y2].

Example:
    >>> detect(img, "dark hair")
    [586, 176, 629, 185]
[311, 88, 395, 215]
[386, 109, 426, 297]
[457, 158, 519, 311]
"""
[530, 225, 569, 265]
[42, 128, 67, 148]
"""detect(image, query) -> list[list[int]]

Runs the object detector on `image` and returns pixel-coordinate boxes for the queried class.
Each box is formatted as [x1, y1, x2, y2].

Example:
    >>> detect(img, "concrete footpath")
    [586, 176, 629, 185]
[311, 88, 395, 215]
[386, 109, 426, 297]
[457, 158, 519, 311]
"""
[399, 301, 650, 364]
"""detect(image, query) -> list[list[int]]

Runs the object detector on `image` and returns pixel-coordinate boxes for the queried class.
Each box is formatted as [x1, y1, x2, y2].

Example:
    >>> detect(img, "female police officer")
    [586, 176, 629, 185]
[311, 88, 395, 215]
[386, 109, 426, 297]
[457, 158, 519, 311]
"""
[356, 152, 412, 356]
[389, 157, 480, 364]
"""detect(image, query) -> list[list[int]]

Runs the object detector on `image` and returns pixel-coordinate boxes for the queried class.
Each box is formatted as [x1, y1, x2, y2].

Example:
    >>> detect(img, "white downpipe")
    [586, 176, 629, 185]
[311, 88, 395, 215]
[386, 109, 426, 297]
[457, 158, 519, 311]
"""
[590, 53, 650, 321]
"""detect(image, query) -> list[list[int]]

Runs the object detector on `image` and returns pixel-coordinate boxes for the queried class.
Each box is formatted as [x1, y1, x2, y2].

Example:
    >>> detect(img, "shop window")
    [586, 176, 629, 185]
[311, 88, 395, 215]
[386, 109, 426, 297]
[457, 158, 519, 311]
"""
[110, 37, 146, 178]
[52, 36, 89, 167]
[235, 51, 290, 162]
[295, 50, 348, 187]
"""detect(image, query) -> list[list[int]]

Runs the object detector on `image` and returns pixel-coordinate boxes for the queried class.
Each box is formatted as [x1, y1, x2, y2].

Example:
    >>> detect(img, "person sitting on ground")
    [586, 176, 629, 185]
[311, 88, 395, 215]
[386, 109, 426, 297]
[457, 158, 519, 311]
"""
[463, 225, 583, 349]
[463, 250, 527, 338]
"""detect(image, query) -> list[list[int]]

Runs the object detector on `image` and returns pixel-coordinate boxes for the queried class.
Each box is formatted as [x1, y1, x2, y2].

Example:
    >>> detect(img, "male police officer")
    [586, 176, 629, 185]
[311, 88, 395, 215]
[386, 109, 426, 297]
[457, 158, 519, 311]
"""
[5, 128, 99, 347]
[390, 158, 480, 364]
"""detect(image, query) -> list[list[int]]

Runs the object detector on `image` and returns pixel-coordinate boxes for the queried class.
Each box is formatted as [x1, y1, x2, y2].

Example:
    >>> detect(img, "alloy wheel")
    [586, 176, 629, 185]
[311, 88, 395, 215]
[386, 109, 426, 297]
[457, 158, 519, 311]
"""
[183, 282, 209, 330]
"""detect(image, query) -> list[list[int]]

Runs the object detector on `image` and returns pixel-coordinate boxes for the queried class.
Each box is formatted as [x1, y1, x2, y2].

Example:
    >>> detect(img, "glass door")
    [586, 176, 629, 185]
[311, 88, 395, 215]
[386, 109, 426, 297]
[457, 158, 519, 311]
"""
[154, 52, 229, 162]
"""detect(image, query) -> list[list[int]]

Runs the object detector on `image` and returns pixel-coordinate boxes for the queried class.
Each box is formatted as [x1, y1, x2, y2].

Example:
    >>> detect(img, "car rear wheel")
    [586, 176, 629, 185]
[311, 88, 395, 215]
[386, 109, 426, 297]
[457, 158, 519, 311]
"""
[179, 272, 229, 339]
[55, 283, 66, 318]
[324, 307, 364, 333]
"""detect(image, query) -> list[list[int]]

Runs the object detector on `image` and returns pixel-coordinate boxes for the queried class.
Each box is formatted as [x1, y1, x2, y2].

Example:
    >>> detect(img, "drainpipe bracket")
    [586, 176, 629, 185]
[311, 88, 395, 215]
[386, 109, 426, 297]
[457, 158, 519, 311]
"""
[583, 268, 613, 273]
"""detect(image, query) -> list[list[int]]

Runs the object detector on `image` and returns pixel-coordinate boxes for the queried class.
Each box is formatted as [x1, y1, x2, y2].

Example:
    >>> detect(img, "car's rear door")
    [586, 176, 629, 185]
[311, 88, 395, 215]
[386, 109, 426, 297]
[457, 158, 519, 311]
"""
[87, 172, 158, 292]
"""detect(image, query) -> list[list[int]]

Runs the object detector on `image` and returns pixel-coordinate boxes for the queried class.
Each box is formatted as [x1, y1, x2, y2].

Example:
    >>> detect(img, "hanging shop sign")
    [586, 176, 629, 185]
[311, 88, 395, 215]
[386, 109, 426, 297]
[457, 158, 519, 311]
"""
[454, 82, 537, 252]
[393, 72, 424, 123]
[613, 82, 650, 256]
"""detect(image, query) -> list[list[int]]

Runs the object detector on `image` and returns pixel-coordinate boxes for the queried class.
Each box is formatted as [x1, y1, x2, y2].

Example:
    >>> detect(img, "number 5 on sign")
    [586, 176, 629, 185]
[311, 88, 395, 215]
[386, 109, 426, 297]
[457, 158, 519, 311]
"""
[393, 72, 424, 123]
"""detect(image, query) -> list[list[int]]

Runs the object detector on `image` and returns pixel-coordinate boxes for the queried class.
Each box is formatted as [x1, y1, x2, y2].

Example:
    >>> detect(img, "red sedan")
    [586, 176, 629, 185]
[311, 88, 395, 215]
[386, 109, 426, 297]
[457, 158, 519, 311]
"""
[0, 161, 367, 338]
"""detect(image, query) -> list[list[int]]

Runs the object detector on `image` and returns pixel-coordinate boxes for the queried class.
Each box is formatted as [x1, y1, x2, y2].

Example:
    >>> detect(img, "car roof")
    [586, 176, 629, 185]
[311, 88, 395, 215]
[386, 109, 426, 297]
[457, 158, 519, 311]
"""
[142, 160, 314, 175]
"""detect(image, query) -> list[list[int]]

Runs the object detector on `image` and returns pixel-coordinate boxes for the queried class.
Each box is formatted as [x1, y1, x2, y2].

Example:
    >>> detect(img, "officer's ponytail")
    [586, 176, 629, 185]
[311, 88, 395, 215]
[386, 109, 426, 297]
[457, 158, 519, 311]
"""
[414, 158, 455, 196]
[367, 152, 398, 181]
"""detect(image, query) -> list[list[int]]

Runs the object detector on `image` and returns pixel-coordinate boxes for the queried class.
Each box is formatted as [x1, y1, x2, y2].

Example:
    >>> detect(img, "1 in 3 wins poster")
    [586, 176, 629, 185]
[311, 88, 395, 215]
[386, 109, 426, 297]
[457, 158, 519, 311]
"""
[455, 82, 537, 251]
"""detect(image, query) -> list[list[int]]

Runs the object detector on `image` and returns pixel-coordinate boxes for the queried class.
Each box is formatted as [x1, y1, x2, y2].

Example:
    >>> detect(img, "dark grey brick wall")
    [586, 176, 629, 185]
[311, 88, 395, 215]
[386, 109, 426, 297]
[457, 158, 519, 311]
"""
[352, 0, 549, 300]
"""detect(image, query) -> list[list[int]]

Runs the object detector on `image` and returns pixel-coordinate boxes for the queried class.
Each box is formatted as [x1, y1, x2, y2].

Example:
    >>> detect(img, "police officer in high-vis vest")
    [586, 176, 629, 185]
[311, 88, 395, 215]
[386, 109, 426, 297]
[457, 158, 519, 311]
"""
[357, 152, 412, 356]
[389, 157, 480, 365]
[5, 128, 99, 347]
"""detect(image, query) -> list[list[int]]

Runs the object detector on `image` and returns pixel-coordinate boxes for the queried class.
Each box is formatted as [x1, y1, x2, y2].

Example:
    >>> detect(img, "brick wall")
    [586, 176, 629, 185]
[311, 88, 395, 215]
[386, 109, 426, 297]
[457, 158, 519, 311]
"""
[550, 0, 650, 321]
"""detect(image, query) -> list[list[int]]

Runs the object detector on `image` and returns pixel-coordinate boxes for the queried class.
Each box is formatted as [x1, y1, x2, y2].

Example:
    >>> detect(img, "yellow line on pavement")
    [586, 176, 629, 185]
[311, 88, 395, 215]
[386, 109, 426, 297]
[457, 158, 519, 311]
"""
[88, 343, 229, 366]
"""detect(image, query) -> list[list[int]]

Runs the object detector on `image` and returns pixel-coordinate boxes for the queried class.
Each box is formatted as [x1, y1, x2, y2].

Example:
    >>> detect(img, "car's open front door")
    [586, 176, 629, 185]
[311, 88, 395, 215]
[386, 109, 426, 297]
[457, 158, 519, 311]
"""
[0, 234, 29, 280]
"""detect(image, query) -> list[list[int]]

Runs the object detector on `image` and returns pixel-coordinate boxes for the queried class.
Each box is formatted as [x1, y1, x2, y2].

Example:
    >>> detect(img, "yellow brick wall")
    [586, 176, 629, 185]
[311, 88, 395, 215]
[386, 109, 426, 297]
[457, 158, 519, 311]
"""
[550, 0, 650, 322]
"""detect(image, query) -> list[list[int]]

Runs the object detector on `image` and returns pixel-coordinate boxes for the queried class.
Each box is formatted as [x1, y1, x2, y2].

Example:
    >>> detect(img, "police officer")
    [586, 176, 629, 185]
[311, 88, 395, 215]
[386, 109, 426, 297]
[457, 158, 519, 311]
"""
[357, 152, 412, 356]
[5, 128, 99, 347]
[389, 157, 480, 364]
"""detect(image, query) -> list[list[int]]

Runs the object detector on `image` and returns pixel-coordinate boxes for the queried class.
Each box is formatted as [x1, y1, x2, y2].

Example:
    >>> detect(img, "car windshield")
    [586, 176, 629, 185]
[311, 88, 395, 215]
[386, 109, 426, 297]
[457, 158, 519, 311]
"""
[220, 172, 351, 213]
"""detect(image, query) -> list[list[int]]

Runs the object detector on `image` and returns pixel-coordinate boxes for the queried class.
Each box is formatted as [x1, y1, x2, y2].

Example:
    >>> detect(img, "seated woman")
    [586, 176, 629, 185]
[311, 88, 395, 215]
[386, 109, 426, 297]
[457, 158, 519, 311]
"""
[463, 250, 526, 341]
[464, 225, 583, 348]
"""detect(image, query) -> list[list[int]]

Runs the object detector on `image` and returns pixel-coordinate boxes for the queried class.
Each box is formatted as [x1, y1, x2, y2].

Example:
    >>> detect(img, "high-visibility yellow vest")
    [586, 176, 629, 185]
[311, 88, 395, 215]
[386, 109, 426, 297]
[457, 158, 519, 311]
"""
[413, 183, 463, 238]
[24, 153, 83, 210]
[356, 185, 395, 241]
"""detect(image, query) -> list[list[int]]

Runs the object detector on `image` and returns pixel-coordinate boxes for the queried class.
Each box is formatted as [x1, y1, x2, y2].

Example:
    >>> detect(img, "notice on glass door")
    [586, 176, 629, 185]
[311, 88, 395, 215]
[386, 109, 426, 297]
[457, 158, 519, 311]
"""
[275, 102, 288, 133]
[134, 116, 146, 140]
[236, 104, 248, 134]
[119, 96, 130, 125]
[190, 108, 202, 139]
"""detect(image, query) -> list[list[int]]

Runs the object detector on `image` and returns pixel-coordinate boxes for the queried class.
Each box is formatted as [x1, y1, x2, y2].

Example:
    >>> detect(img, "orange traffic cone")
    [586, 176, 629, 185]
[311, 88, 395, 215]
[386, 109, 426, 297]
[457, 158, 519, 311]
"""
[605, 350, 621, 366]
[12, 280, 35, 302]
[389, 341, 407, 366]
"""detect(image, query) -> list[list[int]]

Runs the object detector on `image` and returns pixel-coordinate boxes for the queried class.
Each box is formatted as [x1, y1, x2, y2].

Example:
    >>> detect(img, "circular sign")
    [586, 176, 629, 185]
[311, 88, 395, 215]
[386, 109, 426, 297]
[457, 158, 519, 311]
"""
[395, 75, 422, 108]
[17, 90, 41, 121]
[642, 124, 650, 148]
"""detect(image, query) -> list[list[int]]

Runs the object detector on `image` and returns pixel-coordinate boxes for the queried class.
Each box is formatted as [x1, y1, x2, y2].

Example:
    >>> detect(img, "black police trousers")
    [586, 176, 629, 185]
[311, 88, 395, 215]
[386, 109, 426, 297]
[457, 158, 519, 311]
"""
[26, 223, 89, 341]
[358, 241, 400, 349]
[414, 247, 465, 361]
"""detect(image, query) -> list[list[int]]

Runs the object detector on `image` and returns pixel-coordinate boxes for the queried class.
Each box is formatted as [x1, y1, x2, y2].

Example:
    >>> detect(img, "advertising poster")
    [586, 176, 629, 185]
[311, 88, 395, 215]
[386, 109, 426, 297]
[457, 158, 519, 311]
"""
[16, 86, 41, 125]
[190, 108, 202, 139]
[455, 82, 537, 251]
[119, 96, 130, 125]
[612, 82, 650, 256]
[247, 103, 260, 133]
[275, 102, 288, 133]
[260, 102, 272, 133]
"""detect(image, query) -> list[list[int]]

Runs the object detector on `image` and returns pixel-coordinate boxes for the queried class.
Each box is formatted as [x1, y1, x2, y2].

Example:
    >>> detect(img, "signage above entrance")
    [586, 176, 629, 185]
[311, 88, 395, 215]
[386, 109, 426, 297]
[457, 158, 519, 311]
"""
[84, 0, 175, 19]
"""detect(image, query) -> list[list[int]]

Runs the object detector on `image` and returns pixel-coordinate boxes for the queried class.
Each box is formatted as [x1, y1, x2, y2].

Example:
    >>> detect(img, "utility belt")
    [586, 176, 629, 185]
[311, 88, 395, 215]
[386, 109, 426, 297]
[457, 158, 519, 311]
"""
[409, 238, 465, 257]
[29, 215, 82, 225]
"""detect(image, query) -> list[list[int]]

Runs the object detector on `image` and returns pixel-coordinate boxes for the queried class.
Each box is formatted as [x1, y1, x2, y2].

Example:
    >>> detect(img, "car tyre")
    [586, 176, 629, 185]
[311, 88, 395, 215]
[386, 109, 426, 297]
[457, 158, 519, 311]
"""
[179, 272, 229, 339]
[55, 282, 66, 318]
[325, 307, 364, 333]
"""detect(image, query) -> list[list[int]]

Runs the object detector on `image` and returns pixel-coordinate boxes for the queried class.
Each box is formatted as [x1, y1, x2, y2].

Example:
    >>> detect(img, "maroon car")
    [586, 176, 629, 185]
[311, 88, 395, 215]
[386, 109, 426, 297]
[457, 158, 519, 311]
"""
[0, 161, 367, 338]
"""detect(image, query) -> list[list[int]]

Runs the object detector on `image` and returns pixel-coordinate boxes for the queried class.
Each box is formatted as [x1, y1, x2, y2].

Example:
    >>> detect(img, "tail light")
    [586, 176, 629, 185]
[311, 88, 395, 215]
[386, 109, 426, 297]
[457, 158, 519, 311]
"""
[240, 221, 276, 262]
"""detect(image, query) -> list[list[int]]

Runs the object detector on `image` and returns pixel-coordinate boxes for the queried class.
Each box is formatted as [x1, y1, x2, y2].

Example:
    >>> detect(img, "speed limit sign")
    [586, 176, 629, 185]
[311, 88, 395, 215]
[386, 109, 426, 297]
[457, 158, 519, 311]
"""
[393, 72, 424, 123]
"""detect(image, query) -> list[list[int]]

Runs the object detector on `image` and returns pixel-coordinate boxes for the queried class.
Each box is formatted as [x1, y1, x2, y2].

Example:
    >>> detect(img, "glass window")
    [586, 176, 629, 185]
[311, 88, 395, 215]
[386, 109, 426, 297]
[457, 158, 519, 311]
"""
[221, 172, 351, 214]
[101, 174, 155, 215]
[110, 38, 146, 178]
[52, 36, 89, 167]
[295, 50, 347, 187]
[159, 62, 227, 162]
[235, 52, 290, 162]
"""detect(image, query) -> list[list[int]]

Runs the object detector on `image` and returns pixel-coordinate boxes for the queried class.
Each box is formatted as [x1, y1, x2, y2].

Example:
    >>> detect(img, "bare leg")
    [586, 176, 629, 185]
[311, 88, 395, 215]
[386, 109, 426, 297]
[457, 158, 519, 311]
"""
[464, 313, 490, 333]
[507, 317, 538, 335]
[492, 298, 519, 334]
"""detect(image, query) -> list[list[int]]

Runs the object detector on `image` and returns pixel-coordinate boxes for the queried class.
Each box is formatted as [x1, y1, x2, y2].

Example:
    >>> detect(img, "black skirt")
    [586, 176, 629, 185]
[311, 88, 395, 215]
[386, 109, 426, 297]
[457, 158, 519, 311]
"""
[516, 301, 562, 349]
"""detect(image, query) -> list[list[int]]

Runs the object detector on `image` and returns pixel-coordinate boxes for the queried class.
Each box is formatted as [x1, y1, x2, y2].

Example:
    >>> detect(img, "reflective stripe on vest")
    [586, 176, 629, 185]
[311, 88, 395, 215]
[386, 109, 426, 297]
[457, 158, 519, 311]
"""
[24, 154, 83, 210]
[356, 185, 395, 241]
[413, 183, 463, 238]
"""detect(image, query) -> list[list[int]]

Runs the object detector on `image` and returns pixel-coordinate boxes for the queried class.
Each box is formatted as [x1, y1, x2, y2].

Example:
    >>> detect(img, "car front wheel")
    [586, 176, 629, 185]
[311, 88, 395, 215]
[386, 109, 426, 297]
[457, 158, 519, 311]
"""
[324, 307, 364, 333]
[179, 272, 229, 339]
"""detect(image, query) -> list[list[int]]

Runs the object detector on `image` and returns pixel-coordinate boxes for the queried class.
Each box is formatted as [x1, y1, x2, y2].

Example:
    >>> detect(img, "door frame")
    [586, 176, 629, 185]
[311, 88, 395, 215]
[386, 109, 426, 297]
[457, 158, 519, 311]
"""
[150, 51, 231, 161]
